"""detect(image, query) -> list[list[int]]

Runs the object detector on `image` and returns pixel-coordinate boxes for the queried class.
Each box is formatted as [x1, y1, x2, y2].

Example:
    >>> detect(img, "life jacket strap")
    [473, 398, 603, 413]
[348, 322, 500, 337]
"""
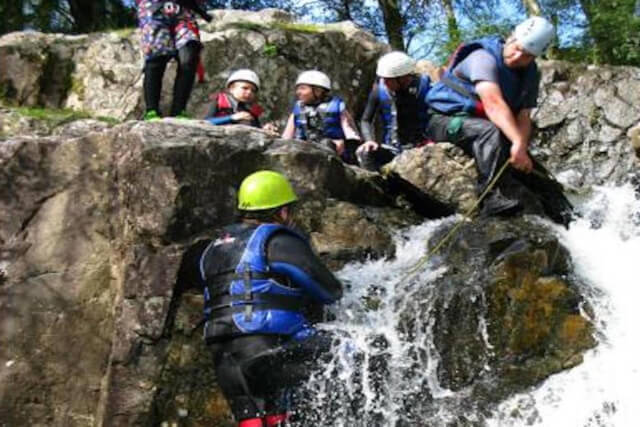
[243, 263, 253, 321]
[208, 293, 308, 319]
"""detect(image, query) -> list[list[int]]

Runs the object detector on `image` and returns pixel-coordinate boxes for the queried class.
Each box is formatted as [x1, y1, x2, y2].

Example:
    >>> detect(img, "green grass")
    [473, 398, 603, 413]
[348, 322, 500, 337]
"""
[7, 105, 120, 127]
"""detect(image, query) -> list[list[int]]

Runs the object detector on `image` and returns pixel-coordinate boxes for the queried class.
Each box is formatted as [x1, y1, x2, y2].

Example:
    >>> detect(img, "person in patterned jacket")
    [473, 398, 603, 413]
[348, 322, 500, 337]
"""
[136, 0, 206, 119]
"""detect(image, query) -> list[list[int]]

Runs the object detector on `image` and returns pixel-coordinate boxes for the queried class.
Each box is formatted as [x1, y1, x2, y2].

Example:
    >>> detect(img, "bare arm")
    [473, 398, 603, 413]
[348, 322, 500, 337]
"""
[340, 110, 361, 141]
[281, 114, 296, 139]
[475, 81, 533, 173]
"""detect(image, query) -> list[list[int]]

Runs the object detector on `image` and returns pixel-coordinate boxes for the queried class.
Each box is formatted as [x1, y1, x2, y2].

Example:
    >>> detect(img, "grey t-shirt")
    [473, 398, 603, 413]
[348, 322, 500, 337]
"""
[452, 49, 539, 109]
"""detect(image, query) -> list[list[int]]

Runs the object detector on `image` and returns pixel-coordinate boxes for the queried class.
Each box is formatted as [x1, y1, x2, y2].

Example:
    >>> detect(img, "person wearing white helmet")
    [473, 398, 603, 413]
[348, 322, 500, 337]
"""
[205, 69, 264, 127]
[357, 51, 432, 171]
[426, 16, 561, 217]
[281, 70, 361, 163]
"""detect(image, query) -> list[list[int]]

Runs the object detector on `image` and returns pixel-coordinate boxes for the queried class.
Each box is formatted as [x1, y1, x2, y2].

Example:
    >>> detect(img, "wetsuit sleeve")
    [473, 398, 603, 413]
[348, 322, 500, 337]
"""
[176, 239, 211, 293]
[208, 116, 234, 125]
[360, 85, 379, 142]
[266, 231, 343, 304]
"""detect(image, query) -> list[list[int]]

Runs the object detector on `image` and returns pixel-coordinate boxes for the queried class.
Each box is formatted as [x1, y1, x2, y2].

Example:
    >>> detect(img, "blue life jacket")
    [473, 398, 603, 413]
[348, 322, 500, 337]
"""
[199, 223, 329, 343]
[292, 96, 346, 141]
[376, 74, 431, 150]
[427, 36, 538, 116]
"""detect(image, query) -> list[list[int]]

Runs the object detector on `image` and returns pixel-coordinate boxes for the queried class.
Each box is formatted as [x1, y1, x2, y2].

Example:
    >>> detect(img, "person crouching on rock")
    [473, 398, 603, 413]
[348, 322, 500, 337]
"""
[137, 0, 204, 120]
[281, 70, 361, 164]
[357, 51, 432, 171]
[205, 69, 277, 133]
[425, 17, 558, 217]
[178, 170, 343, 427]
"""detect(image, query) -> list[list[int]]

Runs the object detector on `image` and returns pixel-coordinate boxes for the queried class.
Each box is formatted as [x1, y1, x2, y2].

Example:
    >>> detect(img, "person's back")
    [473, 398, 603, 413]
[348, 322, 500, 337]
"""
[179, 170, 343, 427]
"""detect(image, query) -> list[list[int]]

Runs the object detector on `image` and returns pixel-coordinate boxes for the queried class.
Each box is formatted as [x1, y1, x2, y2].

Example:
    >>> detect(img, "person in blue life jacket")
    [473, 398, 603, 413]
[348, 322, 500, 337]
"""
[137, 0, 208, 120]
[426, 17, 556, 216]
[281, 70, 361, 163]
[205, 69, 278, 134]
[178, 170, 343, 427]
[357, 51, 432, 171]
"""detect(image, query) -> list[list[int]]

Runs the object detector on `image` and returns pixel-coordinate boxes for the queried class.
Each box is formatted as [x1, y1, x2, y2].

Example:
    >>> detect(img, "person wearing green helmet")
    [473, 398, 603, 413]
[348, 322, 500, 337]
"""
[178, 170, 343, 427]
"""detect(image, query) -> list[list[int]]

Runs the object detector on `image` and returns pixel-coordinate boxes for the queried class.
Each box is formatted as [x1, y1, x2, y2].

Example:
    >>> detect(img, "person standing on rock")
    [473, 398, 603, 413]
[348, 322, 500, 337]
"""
[137, 0, 208, 120]
[426, 17, 556, 216]
[357, 51, 432, 171]
[205, 69, 278, 134]
[178, 170, 343, 427]
[281, 70, 361, 164]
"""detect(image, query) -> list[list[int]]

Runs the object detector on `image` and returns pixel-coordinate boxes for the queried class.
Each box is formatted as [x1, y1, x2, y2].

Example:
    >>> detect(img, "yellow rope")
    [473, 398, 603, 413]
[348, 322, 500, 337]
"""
[399, 159, 511, 281]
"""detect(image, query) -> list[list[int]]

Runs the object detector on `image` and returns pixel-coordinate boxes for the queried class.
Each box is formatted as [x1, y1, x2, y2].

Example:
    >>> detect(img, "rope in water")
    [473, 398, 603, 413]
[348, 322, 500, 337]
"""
[398, 158, 511, 282]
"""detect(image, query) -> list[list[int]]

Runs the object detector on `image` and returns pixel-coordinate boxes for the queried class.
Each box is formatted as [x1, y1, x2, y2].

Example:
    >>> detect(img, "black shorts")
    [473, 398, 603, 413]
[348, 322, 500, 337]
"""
[212, 332, 335, 421]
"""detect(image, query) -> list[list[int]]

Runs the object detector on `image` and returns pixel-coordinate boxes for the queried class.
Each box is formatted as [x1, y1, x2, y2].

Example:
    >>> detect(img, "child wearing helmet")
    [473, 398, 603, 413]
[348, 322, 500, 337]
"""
[205, 69, 276, 133]
[281, 70, 361, 163]
[425, 17, 564, 218]
[178, 170, 343, 427]
[357, 51, 432, 171]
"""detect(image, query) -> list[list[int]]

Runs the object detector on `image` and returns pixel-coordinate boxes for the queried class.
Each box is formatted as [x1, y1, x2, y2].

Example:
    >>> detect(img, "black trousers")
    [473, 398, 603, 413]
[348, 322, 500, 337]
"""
[425, 113, 510, 192]
[212, 332, 335, 421]
[143, 41, 201, 116]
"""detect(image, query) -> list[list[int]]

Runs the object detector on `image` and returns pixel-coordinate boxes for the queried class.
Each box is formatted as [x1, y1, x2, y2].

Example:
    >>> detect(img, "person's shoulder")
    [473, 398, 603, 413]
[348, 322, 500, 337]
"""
[468, 48, 497, 64]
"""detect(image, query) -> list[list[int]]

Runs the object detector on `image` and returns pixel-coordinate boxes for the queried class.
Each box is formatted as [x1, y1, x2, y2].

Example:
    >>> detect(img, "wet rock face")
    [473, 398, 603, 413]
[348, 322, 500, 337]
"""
[0, 121, 417, 426]
[414, 218, 595, 413]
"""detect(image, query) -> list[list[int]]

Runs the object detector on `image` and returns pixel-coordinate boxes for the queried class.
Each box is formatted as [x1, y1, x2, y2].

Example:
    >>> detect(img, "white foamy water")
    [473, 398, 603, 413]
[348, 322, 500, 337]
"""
[487, 184, 640, 427]
[295, 184, 639, 426]
[295, 217, 457, 426]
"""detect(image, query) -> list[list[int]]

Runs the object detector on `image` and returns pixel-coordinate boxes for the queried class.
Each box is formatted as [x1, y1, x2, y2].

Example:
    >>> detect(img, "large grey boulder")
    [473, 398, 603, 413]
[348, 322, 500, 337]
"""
[0, 120, 419, 426]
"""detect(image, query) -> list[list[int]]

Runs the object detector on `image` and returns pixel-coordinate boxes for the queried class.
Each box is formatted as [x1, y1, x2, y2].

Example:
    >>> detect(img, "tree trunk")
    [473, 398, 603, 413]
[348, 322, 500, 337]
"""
[441, 0, 461, 47]
[378, 0, 405, 50]
[68, 0, 107, 33]
[2, 1, 26, 34]
[522, 0, 543, 16]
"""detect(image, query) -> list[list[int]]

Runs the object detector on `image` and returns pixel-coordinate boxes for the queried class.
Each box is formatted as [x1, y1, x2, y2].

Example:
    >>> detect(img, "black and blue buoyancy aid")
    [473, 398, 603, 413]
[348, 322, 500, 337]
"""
[377, 74, 431, 150]
[199, 223, 331, 343]
[427, 36, 538, 117]
[292, 96, 346, 141]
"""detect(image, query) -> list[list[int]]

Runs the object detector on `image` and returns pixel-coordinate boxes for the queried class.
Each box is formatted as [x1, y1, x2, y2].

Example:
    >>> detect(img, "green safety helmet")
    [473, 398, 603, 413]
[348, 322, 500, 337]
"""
[237, 170, 298, 211]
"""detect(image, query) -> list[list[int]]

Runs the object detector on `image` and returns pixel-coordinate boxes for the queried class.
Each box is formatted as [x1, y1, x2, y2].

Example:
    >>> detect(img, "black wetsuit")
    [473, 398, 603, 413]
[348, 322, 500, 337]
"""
[178, 222, 342, 422]
[358, 76, 429, 170]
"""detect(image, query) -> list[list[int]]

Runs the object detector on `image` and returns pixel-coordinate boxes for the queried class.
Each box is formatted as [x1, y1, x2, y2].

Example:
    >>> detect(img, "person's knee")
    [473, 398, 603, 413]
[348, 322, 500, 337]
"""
[144, 55, 170, 73]
[178, 41, 201, 70]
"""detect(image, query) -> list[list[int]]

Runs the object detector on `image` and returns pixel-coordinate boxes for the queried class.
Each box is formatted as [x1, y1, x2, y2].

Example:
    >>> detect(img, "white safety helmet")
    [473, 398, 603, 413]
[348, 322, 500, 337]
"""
[226, 69, 261, 90]
[513, 16, 555, 56]
[376, 51, 416, 78]
[295, 70, 332, 90]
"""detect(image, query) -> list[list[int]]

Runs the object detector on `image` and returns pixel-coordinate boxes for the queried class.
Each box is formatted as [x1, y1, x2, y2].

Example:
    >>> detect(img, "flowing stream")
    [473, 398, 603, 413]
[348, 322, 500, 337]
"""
[294, 184, 640, 426]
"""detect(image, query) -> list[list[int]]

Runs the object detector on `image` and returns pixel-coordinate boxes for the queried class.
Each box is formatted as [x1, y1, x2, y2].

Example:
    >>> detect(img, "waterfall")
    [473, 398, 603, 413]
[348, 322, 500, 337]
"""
[293, 184, 640, 426]
[487, 184, 640, 427]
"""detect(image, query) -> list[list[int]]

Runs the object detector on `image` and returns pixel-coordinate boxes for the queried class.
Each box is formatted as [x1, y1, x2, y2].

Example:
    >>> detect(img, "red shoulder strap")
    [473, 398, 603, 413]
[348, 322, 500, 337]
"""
[216, 93, 232, 110]
[249, 103, 264, 118]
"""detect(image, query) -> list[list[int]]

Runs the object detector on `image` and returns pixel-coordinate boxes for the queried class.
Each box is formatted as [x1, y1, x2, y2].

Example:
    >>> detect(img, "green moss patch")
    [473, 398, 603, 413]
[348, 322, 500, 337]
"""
[4, 104, 120, 127]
